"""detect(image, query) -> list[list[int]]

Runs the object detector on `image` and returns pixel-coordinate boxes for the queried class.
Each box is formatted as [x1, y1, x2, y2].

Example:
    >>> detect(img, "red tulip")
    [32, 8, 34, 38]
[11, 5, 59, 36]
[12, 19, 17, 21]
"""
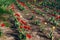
[10, 4, 15, 10]
[20, 25, 23, 29]
[23, 25, 31, 30]
[51, 14, 56, 16]
[27, 26, 31, 30]
[26, 34, 32, 39]
[56, 15, 60, 19]
[19, 2, 25, 6]
[15, 13, 20, 17]
[17, 17, 21, 21]
[0, 23, 5, 27]
[17, 1, 28, 9]
[23, 25, 28, 29]
[20, 20, 27, 25]
[56, 17, 58, 19]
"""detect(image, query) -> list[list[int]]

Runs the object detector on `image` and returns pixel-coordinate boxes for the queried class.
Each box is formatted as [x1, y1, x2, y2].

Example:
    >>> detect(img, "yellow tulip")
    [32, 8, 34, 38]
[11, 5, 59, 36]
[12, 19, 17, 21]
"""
[52, 26, 55, 30]
[44, 22, 47, 25]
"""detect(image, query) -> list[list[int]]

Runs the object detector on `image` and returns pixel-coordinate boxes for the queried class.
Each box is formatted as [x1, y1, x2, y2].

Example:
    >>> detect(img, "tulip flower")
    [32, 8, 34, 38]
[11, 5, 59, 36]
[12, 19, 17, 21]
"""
[20, 2, 28, 9]
[17, 17, 21, 21]
[20, 25, 23, 29]
[10, 4, 15, 10]
[51, 14, 56, 16]
[0, 23, 5, 27]
[56, 15, 60, 19]
[27, 26, 31, 30]
[15, 13, 20, 17]
[56, 17, 59, 19]
[20, 20, 27, 25]
[26, 34, 32, 39]
[23, 25, 31, 30]
[18, 1, 26, 7]
[23, 25, 28, 29]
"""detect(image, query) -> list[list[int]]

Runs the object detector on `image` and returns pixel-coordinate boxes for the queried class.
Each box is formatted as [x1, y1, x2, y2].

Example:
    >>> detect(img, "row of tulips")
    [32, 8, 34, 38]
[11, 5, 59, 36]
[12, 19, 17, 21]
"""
[10, 2, 32, 39]
[17, 0, 26, 7]
[14, 13, 32, 40]
[25, 2, 60, 20]
[24, 2, 60, 26]
[35, 1, 60, 10]
[13, 0, 25, 11]
[39, 22, 56, 39]
[43, 8, 60, 19]
[35, 9, 60, 26]
[30, 2, 60, 20]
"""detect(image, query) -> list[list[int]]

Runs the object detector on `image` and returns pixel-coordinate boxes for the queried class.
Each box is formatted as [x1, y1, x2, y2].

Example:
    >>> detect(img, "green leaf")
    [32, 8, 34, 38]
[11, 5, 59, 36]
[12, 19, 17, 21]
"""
[4, 22, 11, 27]
[14, 0, 25, 11]
[29, 15, 34, 20]
[0, 0, 14, 7]
[0, 7, 13, 15]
